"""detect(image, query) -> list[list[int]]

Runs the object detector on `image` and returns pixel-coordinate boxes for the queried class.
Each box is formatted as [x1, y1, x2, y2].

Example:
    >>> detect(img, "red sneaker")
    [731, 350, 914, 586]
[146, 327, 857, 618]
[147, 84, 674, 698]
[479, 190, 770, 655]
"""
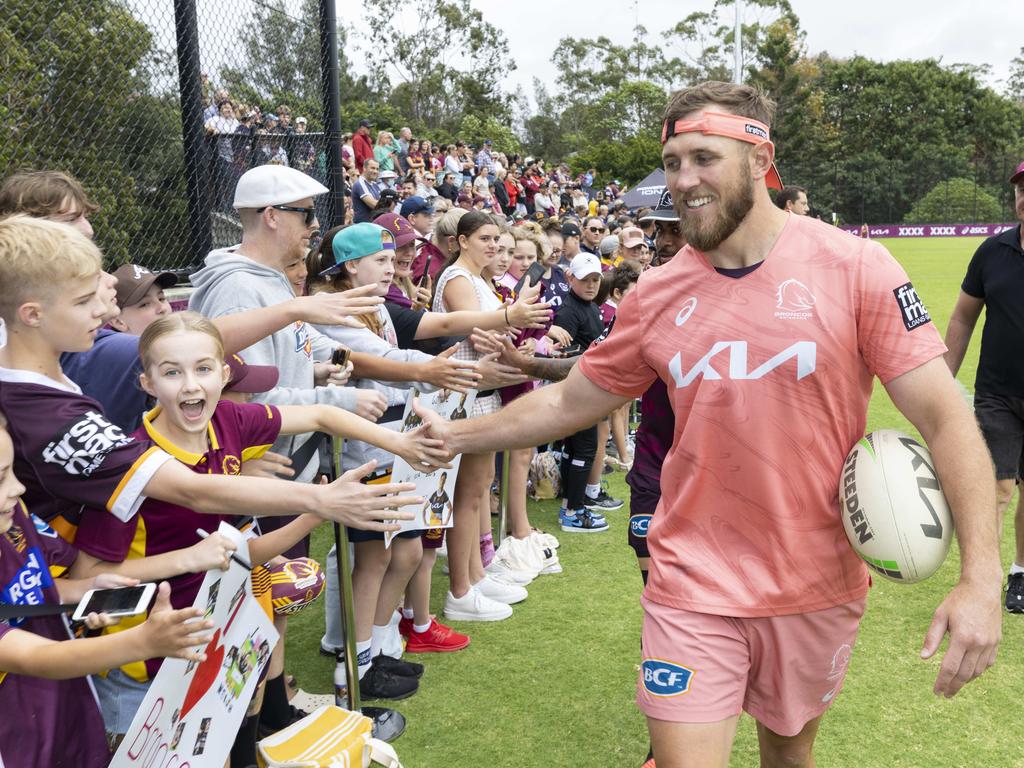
[405, 618, 470, 653]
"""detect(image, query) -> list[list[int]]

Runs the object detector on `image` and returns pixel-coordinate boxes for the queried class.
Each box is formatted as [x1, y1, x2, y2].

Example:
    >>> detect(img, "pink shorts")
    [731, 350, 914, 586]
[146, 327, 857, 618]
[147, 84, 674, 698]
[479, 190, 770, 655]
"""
[637, 594, 866, 737]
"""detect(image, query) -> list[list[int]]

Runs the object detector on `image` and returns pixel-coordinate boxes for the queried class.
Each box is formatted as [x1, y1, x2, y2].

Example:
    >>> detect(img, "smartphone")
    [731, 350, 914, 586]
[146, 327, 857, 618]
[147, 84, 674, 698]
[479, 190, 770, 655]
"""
[331, 347, 351, 368]
[71, 583, 156, 621]
[513, 261, 546, 295]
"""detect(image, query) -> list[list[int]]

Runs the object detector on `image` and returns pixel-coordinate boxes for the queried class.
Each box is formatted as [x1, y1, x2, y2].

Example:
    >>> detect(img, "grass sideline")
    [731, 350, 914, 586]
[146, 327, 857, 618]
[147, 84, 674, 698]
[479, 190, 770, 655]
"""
[284, 235, 1021, 767]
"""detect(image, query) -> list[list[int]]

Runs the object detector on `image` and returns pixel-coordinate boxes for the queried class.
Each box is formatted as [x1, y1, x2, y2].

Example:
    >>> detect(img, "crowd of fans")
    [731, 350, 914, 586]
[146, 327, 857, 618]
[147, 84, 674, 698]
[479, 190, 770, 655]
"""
[0, 143, 680, 767]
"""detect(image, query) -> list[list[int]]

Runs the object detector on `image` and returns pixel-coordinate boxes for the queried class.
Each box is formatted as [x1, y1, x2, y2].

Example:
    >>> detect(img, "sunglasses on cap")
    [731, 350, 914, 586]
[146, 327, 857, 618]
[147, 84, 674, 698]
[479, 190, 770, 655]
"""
[258, 204, 317, 226]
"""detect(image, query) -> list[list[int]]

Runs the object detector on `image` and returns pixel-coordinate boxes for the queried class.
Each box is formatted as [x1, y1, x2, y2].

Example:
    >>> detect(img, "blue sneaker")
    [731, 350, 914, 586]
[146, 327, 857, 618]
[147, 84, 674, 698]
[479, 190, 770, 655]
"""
[560, 504, 606, 525]
[560, 509, 609, 533]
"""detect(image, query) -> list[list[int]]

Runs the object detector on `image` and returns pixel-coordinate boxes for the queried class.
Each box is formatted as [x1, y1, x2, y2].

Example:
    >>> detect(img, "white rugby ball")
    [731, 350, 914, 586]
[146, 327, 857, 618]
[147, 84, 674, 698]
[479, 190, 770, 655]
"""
[839, 430, 952, 584]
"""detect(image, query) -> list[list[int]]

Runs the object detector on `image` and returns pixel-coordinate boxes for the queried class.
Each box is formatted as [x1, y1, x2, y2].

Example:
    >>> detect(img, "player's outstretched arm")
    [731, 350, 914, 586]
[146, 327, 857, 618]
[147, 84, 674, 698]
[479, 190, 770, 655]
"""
[414, 364, 629, 458]
[142, 459, 418, 530]
[942, 291, 984, 377]
[885, 356, 1002, 698]
[0, 582, 213, 679]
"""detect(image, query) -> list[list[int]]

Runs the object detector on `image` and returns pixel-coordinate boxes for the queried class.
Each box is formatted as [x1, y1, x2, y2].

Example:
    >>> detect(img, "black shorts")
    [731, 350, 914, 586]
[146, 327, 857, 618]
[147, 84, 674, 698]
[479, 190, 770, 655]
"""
[627, 487, 660, 559]
[347, 527, 422, 544]
[973, 391, 1024, 481]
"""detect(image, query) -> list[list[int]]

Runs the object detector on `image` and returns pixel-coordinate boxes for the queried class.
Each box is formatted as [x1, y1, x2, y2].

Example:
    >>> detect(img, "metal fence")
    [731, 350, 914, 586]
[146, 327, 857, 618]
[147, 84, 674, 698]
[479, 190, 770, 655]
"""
[0, 0, 343, 274]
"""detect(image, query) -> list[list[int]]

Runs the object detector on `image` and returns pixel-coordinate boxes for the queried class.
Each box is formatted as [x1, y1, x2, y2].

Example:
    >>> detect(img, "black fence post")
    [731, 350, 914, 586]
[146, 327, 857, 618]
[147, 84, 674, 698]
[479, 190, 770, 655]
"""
[319, 0, 345, 229]
[173, 0, 212, 271]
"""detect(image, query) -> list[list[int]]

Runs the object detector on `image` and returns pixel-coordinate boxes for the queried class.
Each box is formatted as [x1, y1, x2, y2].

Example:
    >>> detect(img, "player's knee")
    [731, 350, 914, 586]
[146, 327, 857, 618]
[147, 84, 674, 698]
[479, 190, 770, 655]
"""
[995, 479, 1015, 509]
[760, 742, 814, 768]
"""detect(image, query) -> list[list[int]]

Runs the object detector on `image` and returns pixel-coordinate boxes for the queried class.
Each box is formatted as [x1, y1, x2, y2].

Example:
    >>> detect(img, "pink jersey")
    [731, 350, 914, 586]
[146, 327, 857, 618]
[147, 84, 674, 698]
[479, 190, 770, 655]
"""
[579, 215, 946, 617]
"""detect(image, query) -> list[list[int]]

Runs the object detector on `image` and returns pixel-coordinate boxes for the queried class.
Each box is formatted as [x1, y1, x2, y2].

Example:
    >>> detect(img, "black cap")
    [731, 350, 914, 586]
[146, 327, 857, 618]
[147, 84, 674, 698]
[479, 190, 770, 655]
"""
[359, 119, 372, 128]
[561, 221, 581, 238]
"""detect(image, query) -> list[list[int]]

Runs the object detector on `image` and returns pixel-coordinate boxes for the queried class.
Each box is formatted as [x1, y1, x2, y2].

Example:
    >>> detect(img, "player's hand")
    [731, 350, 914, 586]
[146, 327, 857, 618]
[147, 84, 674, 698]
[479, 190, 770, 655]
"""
[314, 359, 354, 387]
[421, 346, 481, 392]
[139, 582, 214, 662]
[921, 579, 1001, 697]
[506, 281, 553, 329]
[292, 284, 383, 328]
[353, 389, 387, 421]
[476, 351, 528, 390]
[397, 423, 453, 471]
[517, 337, 538, 355]
[412, 276, 432, 312]
[183, 531, 238, 573]
[546, 325, 572, 348]
[315, 460, 420, 530]
[241, 450, 295, 479]
[411, 398, 457, 461]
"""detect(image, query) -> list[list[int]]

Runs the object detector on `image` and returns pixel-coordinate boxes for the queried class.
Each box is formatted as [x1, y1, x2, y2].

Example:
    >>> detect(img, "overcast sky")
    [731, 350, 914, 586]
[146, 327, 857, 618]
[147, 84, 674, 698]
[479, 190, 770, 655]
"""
[334, 0, 1023, 104]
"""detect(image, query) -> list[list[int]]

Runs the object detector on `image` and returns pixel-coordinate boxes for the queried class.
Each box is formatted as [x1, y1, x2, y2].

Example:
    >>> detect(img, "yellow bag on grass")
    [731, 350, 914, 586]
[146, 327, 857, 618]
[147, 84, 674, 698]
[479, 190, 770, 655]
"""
[257, 705, 402, 768]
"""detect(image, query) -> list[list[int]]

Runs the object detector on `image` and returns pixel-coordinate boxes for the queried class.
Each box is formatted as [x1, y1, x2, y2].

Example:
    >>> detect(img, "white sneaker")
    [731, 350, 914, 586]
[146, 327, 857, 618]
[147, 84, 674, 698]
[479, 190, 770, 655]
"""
[444, 586, 513, 621]
[474, 574, 528, 605]
[381, 613, 404, 659]
[485, 558, 536, 586]
[529, 529, 560, 551]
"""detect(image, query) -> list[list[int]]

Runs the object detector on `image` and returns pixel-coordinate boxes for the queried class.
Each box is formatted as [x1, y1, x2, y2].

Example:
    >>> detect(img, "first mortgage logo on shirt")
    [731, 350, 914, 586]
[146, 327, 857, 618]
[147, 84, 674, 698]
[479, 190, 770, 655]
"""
[41, 410, 132, 477]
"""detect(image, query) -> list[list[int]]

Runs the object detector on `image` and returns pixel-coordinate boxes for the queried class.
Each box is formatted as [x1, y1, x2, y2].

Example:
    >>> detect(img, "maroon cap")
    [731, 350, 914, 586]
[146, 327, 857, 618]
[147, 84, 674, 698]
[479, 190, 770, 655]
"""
[225, 353, 279, 394]
[374, 212, 420, 248]
[112, 264, 176, 308]
[1010, 161, 1024, 184]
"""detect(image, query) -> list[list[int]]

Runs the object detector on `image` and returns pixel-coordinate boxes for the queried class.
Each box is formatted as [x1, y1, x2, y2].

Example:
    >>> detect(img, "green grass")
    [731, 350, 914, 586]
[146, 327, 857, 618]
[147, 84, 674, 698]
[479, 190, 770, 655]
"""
[285, 236, 1022, 767]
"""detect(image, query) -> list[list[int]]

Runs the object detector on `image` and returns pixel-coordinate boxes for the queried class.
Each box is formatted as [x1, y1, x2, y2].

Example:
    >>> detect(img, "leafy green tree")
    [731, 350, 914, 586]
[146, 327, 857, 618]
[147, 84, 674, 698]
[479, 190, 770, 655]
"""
[1007, 47, 1024, 104]
[904, 178, 1004, 223]
[361, 0, 513, 134]
[0, 0, 186, 267]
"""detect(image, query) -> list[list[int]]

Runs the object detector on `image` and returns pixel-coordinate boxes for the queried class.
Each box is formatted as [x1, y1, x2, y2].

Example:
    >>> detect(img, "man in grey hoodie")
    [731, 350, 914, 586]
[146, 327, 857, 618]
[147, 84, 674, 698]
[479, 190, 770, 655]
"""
[190, 165, 389, 498]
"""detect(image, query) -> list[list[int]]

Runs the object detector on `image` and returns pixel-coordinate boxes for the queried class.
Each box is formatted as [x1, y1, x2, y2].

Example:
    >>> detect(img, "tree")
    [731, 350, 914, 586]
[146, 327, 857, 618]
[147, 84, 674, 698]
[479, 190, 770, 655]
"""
[1008, 47, 1024, 104]
[0, 0, 186, 267]
[904, 178, 1004, 223]
[361, 0, 513, 134]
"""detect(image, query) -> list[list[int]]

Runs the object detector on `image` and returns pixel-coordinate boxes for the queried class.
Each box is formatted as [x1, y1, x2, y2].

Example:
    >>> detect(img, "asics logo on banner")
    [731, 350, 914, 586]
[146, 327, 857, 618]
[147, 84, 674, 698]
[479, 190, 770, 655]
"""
[675, 297, 697, 327]
[775, 279, 816, 319]
[41, 411, 132, 477]
[668, 341, 816, 388]
[642, 659, 694, 697]
[893, 282, 932, 331]
[960, 226, 990, 235]
[630, 514, 652, 538]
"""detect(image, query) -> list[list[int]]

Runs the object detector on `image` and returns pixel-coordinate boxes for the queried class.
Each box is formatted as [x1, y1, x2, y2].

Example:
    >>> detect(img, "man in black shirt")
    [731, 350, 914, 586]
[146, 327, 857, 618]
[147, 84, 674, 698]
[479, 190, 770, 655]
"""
[944, 160, 1024, 612]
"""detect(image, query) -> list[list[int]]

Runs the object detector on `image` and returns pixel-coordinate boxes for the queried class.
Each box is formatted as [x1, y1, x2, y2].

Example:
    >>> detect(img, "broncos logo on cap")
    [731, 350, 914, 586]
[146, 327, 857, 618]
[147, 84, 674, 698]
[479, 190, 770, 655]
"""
[657, 189, 673, 209]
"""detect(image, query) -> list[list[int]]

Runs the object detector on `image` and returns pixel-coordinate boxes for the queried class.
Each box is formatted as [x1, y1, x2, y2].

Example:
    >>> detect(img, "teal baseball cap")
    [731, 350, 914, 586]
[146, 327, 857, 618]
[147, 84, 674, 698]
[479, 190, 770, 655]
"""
[322, 223, 396, 276]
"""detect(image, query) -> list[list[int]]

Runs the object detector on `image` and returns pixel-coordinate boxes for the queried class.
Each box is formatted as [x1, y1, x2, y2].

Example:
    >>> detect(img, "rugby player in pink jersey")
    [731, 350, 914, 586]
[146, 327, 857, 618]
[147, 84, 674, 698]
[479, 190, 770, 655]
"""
[413, 81, 1002, 767]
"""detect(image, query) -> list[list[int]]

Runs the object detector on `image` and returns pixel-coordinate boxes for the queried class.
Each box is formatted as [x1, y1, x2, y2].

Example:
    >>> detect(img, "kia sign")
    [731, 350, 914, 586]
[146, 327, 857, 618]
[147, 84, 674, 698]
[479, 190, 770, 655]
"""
[840, 223, 1017, 238]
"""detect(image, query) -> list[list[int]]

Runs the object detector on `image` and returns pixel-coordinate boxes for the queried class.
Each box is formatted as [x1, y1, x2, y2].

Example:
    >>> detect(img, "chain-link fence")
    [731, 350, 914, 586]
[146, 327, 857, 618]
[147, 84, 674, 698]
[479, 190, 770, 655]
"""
[0, 0, 344, 275]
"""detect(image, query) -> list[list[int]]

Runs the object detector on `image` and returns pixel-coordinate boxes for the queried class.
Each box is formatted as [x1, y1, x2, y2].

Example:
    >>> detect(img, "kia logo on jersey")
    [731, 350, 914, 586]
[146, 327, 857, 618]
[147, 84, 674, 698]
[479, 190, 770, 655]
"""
[641, 659, 694, 697]
[668, 341, 817, 388]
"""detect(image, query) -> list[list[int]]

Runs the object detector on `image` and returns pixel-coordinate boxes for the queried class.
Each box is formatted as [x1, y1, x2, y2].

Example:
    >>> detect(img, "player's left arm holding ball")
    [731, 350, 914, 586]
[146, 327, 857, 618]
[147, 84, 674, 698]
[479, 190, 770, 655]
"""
[884, 359, 1002, 697]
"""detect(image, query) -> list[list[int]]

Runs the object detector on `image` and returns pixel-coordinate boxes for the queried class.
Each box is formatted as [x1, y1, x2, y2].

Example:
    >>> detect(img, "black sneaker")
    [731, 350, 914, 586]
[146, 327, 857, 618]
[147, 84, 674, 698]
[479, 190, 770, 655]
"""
[585, 487, 623, 511]
[1006, 572, 1024, 613]
[372, 654, 424, 679]
[257, 704, 311, 739]
[359, 661, 419, 701]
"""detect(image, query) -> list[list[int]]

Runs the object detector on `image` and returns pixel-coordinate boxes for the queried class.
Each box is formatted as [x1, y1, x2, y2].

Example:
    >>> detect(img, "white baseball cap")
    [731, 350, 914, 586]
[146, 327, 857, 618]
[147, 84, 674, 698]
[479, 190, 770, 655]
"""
[233, 165, 328, 209]
[569, 253, 603, 280]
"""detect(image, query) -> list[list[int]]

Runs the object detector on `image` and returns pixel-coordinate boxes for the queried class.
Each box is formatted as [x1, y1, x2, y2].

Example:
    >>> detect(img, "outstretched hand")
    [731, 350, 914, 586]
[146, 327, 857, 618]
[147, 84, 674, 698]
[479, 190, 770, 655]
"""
[507, 281, 553, 329]
[422, 346, 482, 392]
[139, 582, 215, 662]
[396, 423, 453, 471]
[316, 459, 420, 531]
[295, 284, 384, 328]
[411, 397, 457, 462]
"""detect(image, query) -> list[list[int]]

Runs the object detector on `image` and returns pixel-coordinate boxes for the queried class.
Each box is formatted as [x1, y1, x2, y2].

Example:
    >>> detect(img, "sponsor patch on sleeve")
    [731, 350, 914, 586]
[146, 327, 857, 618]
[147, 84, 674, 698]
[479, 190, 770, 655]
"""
[892, 282, 932, 331]
[40, 410, 133, 477]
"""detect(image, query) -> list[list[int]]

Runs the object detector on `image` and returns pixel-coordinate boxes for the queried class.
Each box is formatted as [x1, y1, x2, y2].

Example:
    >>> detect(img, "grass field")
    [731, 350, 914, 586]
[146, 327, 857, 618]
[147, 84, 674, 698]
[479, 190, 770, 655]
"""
[284, 236, 1023, 767]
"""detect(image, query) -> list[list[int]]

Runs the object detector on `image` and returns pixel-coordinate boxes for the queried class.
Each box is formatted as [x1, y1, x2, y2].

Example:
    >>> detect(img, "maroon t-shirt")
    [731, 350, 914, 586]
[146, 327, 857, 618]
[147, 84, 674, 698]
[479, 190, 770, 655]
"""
[0, 368, 171, 540]
[0, 502, 109, 767]
[75, 399, 282, 680]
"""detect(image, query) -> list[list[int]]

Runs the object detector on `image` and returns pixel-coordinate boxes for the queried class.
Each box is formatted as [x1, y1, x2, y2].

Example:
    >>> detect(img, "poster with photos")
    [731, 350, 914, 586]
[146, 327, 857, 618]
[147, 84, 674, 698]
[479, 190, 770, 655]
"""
[111, 522, 279, 768]
[384, 386, 476, 546]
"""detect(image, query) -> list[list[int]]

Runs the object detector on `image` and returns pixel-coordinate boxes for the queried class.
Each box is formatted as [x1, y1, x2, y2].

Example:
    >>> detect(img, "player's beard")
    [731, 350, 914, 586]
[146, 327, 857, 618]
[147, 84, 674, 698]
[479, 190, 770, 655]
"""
[677, 160, 755, 252]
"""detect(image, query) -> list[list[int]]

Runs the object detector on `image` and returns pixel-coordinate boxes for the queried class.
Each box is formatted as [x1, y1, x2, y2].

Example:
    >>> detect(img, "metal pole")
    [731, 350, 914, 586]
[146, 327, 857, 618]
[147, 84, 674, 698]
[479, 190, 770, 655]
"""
[319, 0, 346, 228]
[497, 451, 511, 541]
[733, 0, 743, 84]
[172, 0, 212, 270]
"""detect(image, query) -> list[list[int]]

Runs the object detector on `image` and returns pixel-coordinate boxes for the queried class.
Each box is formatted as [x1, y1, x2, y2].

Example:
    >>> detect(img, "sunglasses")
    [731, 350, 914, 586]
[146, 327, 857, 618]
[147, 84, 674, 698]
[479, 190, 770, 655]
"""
[587, 226, 606, 234]
[424, 176, 435, 181]
[259, 204, 316, 226]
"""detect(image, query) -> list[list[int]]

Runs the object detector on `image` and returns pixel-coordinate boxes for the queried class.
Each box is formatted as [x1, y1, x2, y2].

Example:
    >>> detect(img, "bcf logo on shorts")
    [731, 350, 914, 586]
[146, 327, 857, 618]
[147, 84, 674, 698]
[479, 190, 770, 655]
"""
[630, 514, 652, 538]
[642, 659, 694, 697]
